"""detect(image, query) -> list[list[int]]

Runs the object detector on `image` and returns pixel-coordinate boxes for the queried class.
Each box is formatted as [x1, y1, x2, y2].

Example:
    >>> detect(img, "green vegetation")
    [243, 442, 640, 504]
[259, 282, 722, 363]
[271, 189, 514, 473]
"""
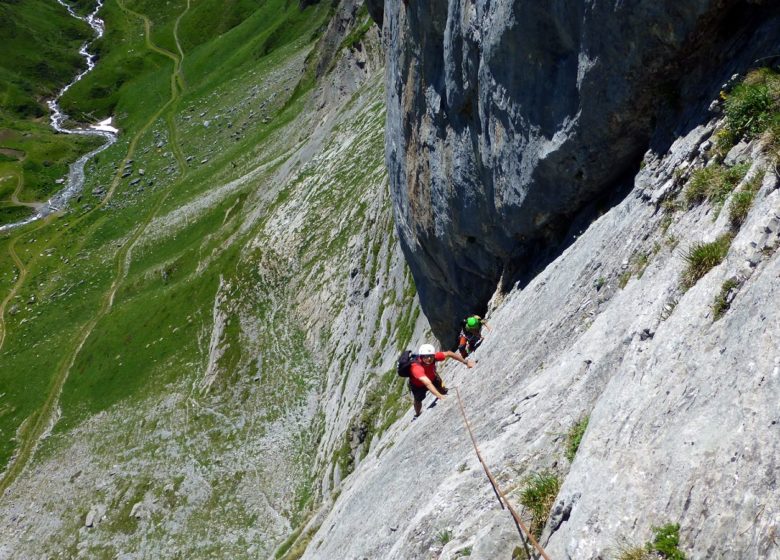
[0, 0, 404, 555]
[275, 518, 319, 560]
[660, 198, 682, 234]
[680, 233, 733, 290]
[719, 68, 780, 152]
[712, 277, 740, 320]
[683, 163, 749, 211]
[619, 251, 650, 288]
[437, 529, 453, 545]
[0, 1, 106, 225]
[729, 189, 756, 229]
[728, 170, 764, 229]
[615, 546, 652, 560]
[0, 0, 92, 120]
[512, 544, 532, 559]
[333, 364, 410, 479]
[616, 523, 687, 560]
[565, 416, 589, 462]
[0, 0, 355, 530]
[650, 523, 686, 560]
[341, 5, 373, 52]
[519, 471, 560, 538]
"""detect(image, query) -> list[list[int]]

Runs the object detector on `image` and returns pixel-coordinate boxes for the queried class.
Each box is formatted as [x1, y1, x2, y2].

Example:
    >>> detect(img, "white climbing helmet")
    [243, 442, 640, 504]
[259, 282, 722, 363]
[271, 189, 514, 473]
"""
[418, 343, 436, 356]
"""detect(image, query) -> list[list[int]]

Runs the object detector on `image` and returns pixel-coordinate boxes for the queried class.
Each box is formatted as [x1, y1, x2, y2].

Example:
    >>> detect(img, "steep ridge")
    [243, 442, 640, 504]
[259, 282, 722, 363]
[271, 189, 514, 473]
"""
[301, 2, 780, 558]
[0, 1, 418, 558]
[305, 91, 780, 559]
[377, 0, 780, 341]
[2, 2, 779, 559]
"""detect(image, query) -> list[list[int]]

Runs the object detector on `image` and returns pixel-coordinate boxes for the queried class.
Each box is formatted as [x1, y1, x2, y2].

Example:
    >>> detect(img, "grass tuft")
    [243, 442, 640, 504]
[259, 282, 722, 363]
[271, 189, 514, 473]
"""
[615, 523, 686, 560]
[715, 67, 780, 156]
[712, 277, 740, 320]
[680, 233, 733, 290]
[684, 163, 749, 211]
[519, 471, 560, 538]
[615, 545, 653, 560]
[565, 416, 589, 462]
[728, 170, 764, 230]
[724, 68, 780, 141]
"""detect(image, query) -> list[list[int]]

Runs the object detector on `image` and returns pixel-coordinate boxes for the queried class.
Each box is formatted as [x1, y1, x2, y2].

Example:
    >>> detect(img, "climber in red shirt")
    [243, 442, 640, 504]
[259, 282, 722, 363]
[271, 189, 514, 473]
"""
[409, 343, 474, 417]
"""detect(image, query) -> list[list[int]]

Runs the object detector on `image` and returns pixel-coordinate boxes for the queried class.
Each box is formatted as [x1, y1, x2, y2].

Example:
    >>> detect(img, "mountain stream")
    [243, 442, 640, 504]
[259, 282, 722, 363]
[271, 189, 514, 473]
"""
[0, 0, 117, 233]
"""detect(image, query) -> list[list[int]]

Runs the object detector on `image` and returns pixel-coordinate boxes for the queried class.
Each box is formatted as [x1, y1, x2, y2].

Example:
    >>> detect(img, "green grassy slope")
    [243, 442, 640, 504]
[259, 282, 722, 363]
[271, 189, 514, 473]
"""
[0, 0, 90, 119]
[0, 0, 330, 471]
[0, 0, 403, 556]
[0, 0, 105, 220]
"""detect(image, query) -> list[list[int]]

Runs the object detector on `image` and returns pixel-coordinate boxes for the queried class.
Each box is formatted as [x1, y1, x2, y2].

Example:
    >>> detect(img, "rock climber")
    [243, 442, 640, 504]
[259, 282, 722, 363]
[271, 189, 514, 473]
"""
[457, 315, 492, 358]
[409, 343, 474, 417]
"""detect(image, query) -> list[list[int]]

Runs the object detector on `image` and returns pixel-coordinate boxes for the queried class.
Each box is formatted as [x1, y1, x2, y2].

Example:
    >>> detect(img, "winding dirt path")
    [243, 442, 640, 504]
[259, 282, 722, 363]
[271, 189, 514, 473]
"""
[7, 173, 43, 210]
[0, 1, 190, 496]
[0, 167, 52, 352]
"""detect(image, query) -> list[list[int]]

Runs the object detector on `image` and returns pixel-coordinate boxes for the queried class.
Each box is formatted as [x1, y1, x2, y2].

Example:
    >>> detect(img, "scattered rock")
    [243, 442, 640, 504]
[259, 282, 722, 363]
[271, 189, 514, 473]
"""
[129, 502, 144, 519]
[708, 99, 722, 113]
[85, 508, 97, 528]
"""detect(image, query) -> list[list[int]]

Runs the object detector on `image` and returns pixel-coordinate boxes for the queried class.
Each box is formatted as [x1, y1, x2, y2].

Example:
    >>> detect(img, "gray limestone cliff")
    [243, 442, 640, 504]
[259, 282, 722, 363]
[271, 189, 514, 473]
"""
[305, 95, 780, 560]
[376, 0, 780, 341]
[296, 2, 780, 559]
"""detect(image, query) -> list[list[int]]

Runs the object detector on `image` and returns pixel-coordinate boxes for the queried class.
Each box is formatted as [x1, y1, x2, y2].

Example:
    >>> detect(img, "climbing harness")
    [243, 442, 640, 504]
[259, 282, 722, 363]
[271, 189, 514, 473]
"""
[455, 386, 552, 560]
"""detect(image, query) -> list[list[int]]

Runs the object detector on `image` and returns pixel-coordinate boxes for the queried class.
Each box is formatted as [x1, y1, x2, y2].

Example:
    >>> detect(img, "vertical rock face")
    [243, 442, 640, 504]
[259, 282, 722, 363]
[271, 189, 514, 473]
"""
[305, 108, 780, 560]
[382, 0, 780, 340]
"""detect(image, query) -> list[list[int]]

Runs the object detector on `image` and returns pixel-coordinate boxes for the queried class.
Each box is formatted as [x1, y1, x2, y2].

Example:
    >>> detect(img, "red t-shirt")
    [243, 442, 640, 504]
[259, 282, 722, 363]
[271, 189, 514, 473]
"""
[409, 352, 446, 387]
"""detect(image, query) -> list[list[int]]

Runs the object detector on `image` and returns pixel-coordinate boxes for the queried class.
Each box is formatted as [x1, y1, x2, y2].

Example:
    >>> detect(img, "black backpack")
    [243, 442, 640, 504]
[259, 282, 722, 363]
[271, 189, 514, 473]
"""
[397, 350, 418, 378]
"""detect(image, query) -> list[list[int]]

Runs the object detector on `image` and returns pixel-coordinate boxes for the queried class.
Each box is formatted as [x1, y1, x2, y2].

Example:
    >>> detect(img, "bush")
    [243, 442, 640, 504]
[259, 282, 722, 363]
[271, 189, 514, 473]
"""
[650, 523, 686, 560]
[680, 233, 733, 290]
[519, 471, 560, 538]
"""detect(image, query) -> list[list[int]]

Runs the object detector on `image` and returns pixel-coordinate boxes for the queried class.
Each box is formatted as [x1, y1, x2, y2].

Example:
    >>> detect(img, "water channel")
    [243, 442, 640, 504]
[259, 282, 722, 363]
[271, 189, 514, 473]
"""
[0, 0, 118, 233]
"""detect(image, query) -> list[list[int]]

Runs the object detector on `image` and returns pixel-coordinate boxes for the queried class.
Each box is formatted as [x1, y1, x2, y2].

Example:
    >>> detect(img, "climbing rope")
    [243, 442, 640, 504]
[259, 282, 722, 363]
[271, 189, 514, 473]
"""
[454, 386, 552, 560]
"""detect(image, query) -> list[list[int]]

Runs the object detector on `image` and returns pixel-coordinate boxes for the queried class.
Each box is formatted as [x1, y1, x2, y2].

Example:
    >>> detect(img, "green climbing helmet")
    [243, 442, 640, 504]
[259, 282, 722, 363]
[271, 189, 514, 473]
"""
[466, 316, 479, 329]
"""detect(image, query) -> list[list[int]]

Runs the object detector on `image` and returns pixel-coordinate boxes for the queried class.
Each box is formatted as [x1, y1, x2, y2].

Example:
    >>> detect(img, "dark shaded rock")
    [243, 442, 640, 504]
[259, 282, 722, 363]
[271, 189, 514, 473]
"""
[366, 0, 384, 27]
[382, 0, 780, 340]
[639, 328, 655, 341]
